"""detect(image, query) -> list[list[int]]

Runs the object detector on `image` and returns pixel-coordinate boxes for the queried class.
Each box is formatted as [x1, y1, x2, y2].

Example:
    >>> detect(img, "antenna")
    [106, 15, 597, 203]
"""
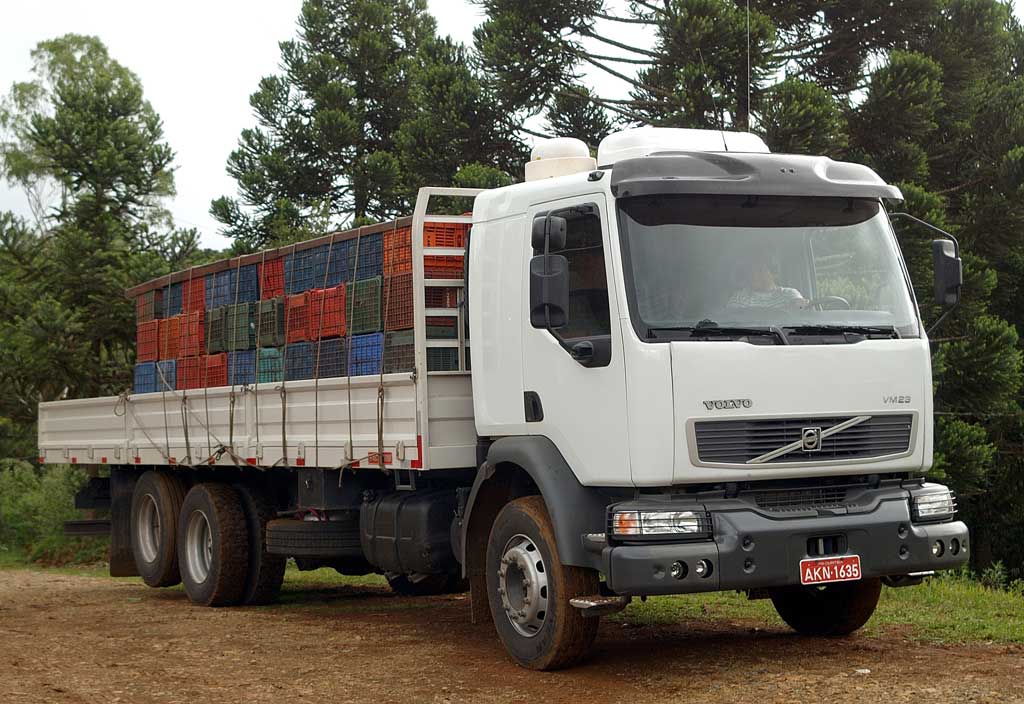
[696, 46, 728, 151]
[746, 0, 751, 131]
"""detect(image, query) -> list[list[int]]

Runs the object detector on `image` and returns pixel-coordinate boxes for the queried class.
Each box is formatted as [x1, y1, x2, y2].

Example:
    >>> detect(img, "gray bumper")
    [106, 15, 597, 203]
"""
[603, 495, 968, 596]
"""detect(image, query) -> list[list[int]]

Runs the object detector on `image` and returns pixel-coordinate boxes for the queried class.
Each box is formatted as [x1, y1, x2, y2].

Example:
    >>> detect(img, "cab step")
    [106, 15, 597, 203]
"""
[569, 594, 631, 617]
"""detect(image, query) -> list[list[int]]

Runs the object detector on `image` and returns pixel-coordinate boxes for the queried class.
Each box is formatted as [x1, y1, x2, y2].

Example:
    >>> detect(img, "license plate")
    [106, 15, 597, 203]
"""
[799, 555, 862, 585]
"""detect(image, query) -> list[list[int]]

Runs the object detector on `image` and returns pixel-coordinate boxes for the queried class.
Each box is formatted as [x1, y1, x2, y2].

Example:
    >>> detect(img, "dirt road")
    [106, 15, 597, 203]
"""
[1, 568, 1021, 704]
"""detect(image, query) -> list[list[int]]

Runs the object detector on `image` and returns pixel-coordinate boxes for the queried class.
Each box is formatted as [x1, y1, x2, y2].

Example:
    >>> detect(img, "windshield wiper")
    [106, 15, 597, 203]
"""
[785, 324, 900, 339]
[648, 322, 790, 345]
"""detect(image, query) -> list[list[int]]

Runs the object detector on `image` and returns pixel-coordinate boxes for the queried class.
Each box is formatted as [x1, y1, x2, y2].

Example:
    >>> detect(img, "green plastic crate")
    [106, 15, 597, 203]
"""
[383, 330, 414, 374]
[257, 347, 283, 384]
[204, 307, 227, 353]
[257, 298, 286, 348]
[346, 277, 382, 334]
[224, 302, 255, 351]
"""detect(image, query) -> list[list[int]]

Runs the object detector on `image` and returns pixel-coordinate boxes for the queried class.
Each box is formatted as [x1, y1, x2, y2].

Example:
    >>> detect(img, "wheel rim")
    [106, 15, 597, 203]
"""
[135, 493, 161, 564]
[497, 534, 549, 638]
[184, 509, 214, 584]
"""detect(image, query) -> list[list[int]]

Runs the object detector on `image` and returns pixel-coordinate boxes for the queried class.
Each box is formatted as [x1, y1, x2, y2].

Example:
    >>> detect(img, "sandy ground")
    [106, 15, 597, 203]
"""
[0, 569, 1022, 704]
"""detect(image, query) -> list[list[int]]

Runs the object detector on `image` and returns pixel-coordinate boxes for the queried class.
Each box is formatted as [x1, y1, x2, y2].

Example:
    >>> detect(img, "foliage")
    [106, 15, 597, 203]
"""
[0, 461, 107, 563]
[212, 0, 522, 251]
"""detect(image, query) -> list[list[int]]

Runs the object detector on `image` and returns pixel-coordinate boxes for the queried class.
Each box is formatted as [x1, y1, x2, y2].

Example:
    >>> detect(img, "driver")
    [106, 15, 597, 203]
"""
[728, 249, 808, 310]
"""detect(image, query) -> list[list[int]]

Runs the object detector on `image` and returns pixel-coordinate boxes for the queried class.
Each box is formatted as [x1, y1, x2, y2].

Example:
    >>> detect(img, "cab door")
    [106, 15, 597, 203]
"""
[521, 195, 630, 486]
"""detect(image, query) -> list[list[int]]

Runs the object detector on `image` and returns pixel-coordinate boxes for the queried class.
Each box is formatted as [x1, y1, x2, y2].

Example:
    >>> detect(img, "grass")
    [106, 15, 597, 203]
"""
[612, 572, 1024, 645]
[2, 550, 1019, 644]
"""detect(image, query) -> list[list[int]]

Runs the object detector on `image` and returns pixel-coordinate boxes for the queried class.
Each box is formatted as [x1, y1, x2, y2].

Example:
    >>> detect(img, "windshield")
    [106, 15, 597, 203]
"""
[616, 194, 920, 340]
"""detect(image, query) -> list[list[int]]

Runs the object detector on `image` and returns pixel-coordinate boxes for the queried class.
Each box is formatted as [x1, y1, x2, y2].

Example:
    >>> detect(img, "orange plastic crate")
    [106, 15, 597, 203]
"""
[260, 257, 285, 299]
[136, 320, 160, 362]
[383, 226, 412, 275]
[158, 315, 181, 360]
[176, 355, 203, 390]
[205, 353, 228, 388]
[181, 277, 206, 317]
[308, 285, 346, 339]
[425, 255, 464, 279]
[177, 311, 205, 357]
[383, 274, 413, 331]
[285, 293, 310, 343]
[423, 221, 468, 249]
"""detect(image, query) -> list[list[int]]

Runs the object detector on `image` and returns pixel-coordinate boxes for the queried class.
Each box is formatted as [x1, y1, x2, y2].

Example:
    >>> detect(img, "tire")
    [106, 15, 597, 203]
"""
[387, 572, 467, 596]
[265, 518, 362, 558]
[176, 483, 249, 607]
[485, 496, 599, 670]
[130, 471, 186, 588]
[235, 484, 286, 606]
[770, 578, 882, 636]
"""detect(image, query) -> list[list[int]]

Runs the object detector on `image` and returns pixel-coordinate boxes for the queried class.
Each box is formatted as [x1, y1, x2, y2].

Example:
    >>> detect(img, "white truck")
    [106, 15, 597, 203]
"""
[40, 127, 969, 670]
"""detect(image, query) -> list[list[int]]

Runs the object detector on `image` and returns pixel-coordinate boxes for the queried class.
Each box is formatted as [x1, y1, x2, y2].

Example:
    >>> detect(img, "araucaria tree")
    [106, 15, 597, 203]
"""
[212, 0, 524, 252]
[0, 35, 199, 459]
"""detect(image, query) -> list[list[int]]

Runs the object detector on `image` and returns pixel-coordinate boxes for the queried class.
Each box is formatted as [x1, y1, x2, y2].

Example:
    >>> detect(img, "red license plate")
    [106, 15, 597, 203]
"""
[799, 555, 862, 585]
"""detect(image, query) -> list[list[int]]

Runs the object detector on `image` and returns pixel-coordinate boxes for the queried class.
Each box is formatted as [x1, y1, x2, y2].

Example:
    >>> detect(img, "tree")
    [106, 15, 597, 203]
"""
[0, 35, 198, 458]
[214, 0, 521, 251]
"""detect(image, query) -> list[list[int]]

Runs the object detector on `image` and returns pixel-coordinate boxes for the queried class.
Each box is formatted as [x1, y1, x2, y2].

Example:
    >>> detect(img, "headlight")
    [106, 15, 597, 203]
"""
[611, 510, 710, 538]
[911, 488, 956, 522]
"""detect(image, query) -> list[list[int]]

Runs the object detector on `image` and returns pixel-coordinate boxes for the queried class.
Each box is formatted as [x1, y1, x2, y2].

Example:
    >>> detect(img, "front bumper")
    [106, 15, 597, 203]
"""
[602, 487, 968, 596]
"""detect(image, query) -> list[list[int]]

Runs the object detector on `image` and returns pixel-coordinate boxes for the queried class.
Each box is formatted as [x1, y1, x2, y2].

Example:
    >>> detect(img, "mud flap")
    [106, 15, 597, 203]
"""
[109, 468, 140, 577]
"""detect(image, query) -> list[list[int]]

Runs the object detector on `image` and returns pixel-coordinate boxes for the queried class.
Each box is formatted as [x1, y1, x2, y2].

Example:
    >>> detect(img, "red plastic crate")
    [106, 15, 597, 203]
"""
[260, 257, 285, 299]
[423, 221, 469, 249]
[136, 320, 160, 362]
[205, 353, 228, 388]
[181, 277, 206, 316]
[308, 285, 346, 339]
[425, 286, 459, 309]
[178, 311, 205, 357]
[383, 226, 412, 275]
[286, 293, 311, 343]
[425, 255, 464, 279]
[176, 355, 202, 390]
[158, 315, 181, 360]
[383, 274, 413, 331]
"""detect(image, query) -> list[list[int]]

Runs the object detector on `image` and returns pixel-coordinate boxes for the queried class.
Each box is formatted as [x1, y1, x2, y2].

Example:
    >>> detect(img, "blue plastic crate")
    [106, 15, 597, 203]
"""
[348, 333, 383, 377]
[134, 362, 157, 394]
[236, 264, 259, 303]
[285, 246, 327, 294]
[324, 234, 383, 286]
[207, 269, 236, 310]
[165, 282, 183, 317]
[156, 360, 177, 391]
[325, 239, 352, 286]
[228, 350, 256, 385]
[284, 341, 315, 381]
[314, 338, 347, 378]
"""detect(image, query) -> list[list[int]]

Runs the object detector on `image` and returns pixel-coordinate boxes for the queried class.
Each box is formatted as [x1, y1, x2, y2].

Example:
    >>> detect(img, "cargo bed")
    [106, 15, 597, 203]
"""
[38, 188, 480, 473]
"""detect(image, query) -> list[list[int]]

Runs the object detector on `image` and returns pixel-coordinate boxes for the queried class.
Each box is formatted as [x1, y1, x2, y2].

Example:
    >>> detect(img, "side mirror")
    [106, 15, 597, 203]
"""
[529, 253, 569, 329]
[932, 239, 962, 306]
[532, 215, 567, 252]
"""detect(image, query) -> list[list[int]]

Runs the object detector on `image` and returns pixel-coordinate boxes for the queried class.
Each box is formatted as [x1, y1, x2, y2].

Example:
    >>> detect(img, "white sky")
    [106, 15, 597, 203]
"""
[1, 0, 1021, 249]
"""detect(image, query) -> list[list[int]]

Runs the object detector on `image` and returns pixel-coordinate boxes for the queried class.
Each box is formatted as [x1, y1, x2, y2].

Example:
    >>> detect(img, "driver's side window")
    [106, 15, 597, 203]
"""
[545, 205, 611, 340]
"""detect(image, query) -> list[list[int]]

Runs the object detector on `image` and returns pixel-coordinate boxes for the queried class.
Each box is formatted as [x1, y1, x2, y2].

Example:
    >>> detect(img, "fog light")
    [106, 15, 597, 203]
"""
[670, 561, 687, 580]
[931, 540, 944, 557]
[949, 538, 961, 556]
[694, 559, 713, 578]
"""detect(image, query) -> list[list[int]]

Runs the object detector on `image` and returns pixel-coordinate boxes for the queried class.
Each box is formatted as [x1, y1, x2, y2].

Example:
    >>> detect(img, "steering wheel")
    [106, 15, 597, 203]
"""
[806, 295, 851, 311]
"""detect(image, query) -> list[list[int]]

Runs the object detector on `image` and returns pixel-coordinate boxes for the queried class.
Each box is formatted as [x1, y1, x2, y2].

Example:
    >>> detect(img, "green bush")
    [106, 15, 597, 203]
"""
[0, 460, 108, 564]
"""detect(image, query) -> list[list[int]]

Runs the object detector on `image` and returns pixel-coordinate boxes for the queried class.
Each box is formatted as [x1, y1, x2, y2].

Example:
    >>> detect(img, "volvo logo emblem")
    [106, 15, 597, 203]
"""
[702, 398, 753, 410]
[801, 427, 823, 452]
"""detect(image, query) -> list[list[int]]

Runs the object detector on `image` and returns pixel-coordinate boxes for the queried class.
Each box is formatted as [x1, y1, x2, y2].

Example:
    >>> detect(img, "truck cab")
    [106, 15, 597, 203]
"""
[460, 127, 968, 666]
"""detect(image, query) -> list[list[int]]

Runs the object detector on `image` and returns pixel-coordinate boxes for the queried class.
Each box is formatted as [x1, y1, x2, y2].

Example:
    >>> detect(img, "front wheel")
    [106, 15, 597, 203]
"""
[770, 578, 882, 636]
[485, 496, 599, 670]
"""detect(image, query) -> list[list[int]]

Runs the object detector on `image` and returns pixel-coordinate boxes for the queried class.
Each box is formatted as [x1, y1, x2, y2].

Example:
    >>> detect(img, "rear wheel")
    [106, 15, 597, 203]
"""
[177, 483, 249, 607]
[130, 471, 186, 587]
[485, 496, 599, 670]
[235, 484, 286, 605]
[770, 578, 882, 636]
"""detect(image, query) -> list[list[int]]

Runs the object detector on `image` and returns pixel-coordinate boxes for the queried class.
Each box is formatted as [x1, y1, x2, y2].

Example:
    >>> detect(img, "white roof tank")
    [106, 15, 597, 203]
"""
[597, 126, 770, 167]
[525, 137, 598, 182]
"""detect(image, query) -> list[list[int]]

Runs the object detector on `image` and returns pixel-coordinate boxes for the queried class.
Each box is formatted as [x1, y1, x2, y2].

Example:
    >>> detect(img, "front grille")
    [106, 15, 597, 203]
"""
[754, 487, 850, 511]
[694, 414, 913, 465]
